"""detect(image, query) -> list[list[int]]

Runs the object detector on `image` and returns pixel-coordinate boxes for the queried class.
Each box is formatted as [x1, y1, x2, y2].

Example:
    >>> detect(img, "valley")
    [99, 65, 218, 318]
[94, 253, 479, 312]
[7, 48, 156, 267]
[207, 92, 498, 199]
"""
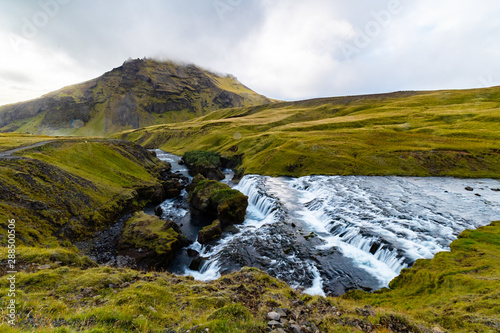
[0, 60, 499, 332]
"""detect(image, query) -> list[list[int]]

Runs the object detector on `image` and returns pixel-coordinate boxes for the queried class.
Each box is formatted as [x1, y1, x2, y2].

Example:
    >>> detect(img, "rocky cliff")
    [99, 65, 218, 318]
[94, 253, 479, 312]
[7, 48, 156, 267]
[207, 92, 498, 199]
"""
[0, 58, 270, 136]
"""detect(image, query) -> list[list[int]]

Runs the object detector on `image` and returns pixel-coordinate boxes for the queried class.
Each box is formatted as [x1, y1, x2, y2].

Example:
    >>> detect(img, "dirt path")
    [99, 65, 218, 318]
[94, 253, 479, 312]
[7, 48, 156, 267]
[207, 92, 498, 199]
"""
[0, 141, 54, 159]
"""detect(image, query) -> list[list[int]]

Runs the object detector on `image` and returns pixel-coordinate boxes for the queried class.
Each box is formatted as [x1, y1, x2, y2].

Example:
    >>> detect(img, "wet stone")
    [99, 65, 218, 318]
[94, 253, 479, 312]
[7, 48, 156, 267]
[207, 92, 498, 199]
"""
[267, 311, 281, 321]
[275, 308, 287, 317]
[268, 320, 283, 329]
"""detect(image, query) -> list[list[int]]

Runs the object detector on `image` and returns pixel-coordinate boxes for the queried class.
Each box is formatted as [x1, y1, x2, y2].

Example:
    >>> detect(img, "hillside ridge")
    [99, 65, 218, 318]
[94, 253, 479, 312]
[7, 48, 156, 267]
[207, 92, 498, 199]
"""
[0, 58, 270, 136]
[115, 85, 500, 178]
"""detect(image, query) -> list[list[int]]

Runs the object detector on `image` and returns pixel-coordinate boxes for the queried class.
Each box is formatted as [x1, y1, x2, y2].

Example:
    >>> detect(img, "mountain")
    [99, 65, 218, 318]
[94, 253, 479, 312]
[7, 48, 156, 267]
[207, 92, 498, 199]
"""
[115, 86, 500, 178]
[0, 58, 271, 136]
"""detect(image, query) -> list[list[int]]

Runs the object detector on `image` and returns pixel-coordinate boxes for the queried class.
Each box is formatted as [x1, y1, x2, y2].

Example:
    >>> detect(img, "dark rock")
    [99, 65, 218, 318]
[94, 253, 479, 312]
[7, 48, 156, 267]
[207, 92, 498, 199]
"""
[268, 320, 283, 329]
[162, 219, 182, 234]
[220, 154, 243, 169]
[187, 249, 199, 257]
[275, 308, 288, 318]
[163, 179, 184, 198]
[189, 256, 207, 271]
[198, 220, 222, 244]
[465, 186, 474, 191]
[491, 188, 500, 192]
[154, 206, 163, 217]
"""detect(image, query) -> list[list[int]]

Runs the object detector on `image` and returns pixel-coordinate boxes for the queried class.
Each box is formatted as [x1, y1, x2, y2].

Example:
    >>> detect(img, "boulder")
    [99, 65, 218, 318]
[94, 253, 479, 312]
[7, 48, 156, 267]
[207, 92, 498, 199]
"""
[154, 206, 163, 217]
[182, 150, 225, 180]
[197, 220, 222, 244]
[189, 256, 208, 271]
[188, 175, 248, 227]
[267, 311, 281, 321]
[163, 179, 184, 198]
[118, 212, 188, 269]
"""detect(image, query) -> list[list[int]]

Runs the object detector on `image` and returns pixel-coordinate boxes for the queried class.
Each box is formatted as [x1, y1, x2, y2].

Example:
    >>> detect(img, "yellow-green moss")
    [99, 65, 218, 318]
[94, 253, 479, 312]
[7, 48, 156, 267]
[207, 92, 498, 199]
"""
[121, 212, 180, 255]
[115, 86, 500, 178]
[0, 138, 168, 246]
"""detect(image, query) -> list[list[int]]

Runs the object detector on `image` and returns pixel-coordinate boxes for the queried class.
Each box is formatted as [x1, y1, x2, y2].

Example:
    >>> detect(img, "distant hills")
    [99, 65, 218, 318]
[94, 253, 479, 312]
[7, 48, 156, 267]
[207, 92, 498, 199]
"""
[0, 58, 270, 136]
[115, 86, 500, 178]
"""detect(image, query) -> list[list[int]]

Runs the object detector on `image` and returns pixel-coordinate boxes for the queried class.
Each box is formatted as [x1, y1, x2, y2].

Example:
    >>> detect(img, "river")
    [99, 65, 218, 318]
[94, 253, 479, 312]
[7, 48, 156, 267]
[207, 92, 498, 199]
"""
[154, 150, 500, 296]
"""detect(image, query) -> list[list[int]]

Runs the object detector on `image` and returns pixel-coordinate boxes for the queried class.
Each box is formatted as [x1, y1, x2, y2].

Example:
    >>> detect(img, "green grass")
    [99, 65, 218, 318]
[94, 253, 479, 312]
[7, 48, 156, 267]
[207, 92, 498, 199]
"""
[1, 222, 499, 332]
[114, 86, 500, 178]
[183, 150, 221, 168]
[0, 138, 168, 246]
[0, 133, 61, 152]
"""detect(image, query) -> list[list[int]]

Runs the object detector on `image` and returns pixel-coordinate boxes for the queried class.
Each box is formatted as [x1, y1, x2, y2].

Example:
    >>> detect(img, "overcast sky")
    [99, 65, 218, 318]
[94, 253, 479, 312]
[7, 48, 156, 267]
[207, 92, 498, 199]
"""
[1, 0, 499, 106]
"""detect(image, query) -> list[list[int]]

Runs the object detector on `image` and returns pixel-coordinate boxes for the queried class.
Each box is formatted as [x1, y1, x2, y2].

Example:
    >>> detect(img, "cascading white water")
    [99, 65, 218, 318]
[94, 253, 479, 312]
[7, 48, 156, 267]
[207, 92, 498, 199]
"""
[187, 175, 500, 293]
[154, 151, 500, 295]
[181, 174, 282, 280]
[289, 175, 500, 282]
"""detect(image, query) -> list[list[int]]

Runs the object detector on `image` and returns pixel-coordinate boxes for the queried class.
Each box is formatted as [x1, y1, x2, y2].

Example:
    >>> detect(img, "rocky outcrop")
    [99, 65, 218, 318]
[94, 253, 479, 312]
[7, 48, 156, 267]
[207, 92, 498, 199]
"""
[187, 175, 248, 227]
[118, 212, 189, 269]
[182, 150, 225, 180]
[197, 220, 222, 244]
[162, 179, 184, 198]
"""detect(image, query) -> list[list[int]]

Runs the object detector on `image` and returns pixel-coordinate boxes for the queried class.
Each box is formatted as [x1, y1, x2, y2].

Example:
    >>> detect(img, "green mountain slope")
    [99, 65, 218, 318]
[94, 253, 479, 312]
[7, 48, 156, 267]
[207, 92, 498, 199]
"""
[0, 59, 270, 137]
[115, 86, 500, 178]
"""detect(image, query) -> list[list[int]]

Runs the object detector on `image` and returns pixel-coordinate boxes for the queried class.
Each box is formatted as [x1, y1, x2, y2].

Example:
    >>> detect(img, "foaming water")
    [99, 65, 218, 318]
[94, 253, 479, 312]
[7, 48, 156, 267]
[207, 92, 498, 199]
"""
[190, 175, 499, 294]
[154, 151, 500, 295]
[290, 175, 500, 279]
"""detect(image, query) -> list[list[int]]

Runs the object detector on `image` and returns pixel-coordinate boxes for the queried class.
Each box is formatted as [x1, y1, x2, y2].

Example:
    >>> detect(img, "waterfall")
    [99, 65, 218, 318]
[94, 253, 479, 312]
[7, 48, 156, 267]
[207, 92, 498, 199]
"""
[184, 175, 282, 280]
[290, 175, 500, 281]
[153, 151, 500, 295]
[234, 175, 279, 219]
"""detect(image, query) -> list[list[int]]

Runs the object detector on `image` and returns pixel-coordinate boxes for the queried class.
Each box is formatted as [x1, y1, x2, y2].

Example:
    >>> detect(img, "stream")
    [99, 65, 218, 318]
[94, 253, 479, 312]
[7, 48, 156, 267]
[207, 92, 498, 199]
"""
[154, 150, 500, 296]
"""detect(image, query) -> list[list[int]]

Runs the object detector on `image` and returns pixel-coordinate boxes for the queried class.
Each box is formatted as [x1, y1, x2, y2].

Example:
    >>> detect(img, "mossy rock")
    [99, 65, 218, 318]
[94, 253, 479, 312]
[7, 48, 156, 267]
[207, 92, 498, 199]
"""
[182, 150, 225, 180]
[119, 212, 188, 268]
[198, 220, 222, 244]
[188, 176, 248, 227]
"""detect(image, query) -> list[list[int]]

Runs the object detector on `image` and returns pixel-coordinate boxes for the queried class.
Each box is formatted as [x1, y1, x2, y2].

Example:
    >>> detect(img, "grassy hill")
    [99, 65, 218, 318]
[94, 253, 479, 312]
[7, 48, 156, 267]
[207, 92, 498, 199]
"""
[0, 59, 270, 137]
[115, 86, 500, 178]
[0, 135, 169, 247]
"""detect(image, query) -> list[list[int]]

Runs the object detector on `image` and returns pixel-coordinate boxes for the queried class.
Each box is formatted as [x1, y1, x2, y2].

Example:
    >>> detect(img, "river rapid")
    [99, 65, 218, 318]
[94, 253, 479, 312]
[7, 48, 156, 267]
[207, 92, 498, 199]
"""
[155, 150, 500, 296]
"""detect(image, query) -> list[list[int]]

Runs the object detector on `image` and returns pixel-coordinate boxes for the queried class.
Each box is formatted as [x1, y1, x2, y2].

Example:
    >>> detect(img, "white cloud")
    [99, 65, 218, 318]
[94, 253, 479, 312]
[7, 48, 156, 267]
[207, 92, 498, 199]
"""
[0, 31, 101, 105]
[225, 0, 354, 99]
[0, 0, 500, 105]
